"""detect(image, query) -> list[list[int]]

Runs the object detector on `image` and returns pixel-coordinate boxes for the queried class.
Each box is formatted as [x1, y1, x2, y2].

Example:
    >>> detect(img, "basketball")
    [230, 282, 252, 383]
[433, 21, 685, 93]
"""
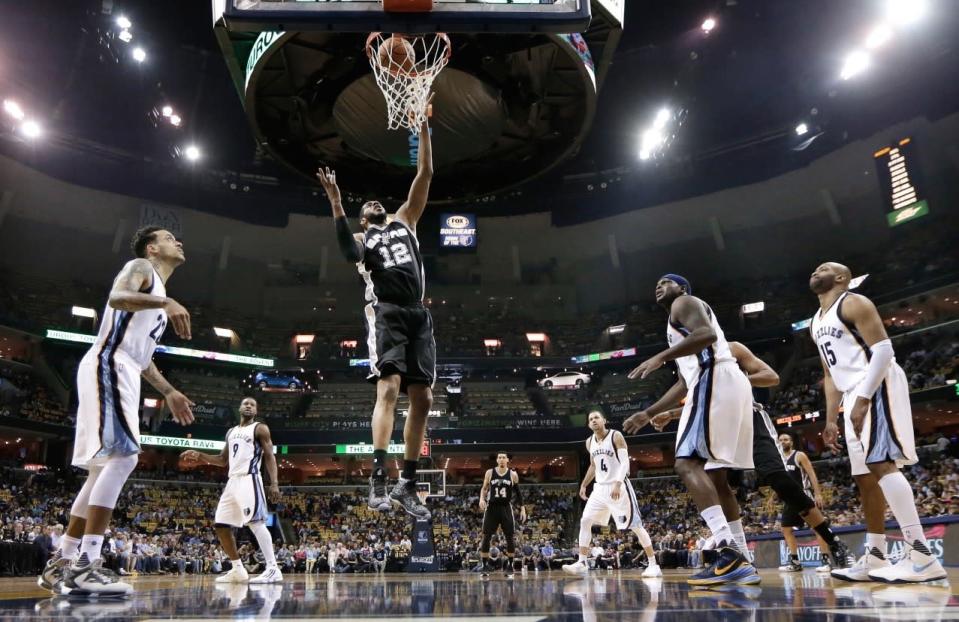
[378, 35, 416, 74]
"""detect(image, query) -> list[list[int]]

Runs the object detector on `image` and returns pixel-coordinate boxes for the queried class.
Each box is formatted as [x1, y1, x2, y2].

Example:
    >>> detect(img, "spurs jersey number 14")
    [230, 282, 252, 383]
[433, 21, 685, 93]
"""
[666, 296, 736, 388]
[588, 431, 622, 485]
[90, 266, 167, 371]
[226, 422, 263, 478]
[810, 292, 898, 394]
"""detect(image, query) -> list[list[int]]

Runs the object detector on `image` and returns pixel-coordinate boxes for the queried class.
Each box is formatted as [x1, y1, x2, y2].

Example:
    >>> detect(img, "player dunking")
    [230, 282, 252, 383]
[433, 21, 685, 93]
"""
[180, 397, 282, 584]
[810, 262, 945, 582]
[477, 452, 527, 577]
[563, 410, 660, 577]
[39, 227, 195, 597]
[623, 274, 757, 586]
[317, 118, 434, 520]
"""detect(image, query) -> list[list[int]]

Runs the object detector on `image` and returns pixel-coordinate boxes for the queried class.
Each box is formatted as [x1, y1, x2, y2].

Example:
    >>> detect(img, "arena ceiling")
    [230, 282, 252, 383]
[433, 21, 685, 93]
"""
[0, 0, 957, 218]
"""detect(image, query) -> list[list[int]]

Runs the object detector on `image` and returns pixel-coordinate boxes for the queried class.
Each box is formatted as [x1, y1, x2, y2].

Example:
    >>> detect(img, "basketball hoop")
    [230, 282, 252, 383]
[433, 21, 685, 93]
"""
[366, 32, 451, 132]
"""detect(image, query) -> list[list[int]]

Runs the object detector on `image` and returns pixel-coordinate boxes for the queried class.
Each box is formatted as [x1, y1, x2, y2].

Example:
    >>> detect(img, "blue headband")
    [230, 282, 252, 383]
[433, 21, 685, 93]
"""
[661, 273, 692, 294]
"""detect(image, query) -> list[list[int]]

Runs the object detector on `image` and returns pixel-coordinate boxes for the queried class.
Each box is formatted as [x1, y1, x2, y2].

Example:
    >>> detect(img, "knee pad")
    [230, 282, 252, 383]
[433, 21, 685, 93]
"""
[765, 471, 815, 512]
[88, 454, 139, 509]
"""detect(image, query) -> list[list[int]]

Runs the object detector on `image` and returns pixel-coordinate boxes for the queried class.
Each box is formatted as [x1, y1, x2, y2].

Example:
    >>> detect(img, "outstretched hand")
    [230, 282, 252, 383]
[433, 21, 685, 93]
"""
[316, 166, 342, 207]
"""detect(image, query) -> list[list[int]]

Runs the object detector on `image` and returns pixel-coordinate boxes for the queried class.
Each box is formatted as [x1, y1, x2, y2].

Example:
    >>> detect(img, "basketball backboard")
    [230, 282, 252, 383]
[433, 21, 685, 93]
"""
[213, 0, 592, 34]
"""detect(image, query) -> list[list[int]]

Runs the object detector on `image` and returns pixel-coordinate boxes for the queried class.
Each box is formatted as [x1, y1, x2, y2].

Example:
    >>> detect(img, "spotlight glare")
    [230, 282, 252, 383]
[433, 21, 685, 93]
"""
[653, 107, 671, 129]
[865, 24, 893, 49]
[639, 149, 651, 161]
[169, 114, 182, 127]
[118, 29, 133, 43]
[161, 105, 173, 117]
[3, 99, 25, 121]
[795, 123, 808, 136]
[116, 16, 132, 30]
[184, 145, 201, 161]
[885, 0, 927, 25]
[20, 120, 42, 139]
[132, 47, 147, 63]
[701, 17, 716, 33]
[840, 50, 869, 80]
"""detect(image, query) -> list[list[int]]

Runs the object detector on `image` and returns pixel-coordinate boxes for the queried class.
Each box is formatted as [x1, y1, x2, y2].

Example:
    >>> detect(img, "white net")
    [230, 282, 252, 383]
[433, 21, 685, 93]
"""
[366, 32, 451, 132]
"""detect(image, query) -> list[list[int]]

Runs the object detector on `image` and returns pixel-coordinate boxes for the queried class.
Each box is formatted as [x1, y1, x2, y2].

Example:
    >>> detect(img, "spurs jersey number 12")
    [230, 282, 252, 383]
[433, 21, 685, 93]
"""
[226, 422, 263, 478]
[810, 292, 897, 394]
[357, 220, 425, 305]
[666, 297, 736, 388]
[90, 266, 167, 371]
[588, 431, 621, 485]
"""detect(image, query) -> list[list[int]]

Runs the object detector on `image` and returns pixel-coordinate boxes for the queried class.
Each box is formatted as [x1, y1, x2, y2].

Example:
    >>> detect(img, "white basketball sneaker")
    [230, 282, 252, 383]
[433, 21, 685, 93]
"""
[642, 563, 662, 578]
[249, 565, 283, 584]
[562, 560, 589, 576]
[215, 563, 250, 584]
[868, 545, 947, 584]
[831, 546, 889, 582]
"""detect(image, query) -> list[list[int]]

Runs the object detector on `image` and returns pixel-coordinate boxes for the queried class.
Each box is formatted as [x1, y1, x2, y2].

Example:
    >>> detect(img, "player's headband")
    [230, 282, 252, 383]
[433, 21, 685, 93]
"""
[660, 273, 692, 294]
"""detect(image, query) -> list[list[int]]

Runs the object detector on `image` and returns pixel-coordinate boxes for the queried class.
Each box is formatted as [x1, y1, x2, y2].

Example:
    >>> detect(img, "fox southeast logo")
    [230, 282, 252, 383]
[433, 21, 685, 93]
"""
[440, 213, 477, 248]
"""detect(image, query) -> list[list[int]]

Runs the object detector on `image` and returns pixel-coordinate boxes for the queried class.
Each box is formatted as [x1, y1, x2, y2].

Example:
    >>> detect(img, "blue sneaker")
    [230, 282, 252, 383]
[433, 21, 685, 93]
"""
[687, 546, 756, 586]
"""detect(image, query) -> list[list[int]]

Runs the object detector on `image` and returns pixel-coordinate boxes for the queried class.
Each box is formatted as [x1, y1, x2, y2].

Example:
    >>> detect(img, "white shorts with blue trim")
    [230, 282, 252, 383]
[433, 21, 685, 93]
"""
[215, 474, 269, 527]
[675, 361, 754, 470]
[842, 363, 917, 476]
[72, 349, 142, 469]
[582, 479, 643, 531]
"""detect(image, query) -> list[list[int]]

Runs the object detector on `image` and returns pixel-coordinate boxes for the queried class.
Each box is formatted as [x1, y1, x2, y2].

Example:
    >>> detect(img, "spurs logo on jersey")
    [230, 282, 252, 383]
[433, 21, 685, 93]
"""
[666, 299, 736, 388]
[91, 266, 167, 371]
[489, 468, 513, 504]
[226, 422, 263, 478]
[357, 220, 425, 305]
[588, 431, 622, 484]
[810, 291, 893, 393]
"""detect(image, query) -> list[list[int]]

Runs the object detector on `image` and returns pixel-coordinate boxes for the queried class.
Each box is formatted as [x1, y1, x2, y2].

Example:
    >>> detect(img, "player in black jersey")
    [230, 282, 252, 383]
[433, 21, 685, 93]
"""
[478, 453, 527, 577]
[317, 118, 435, 520]
[777, 432, 832, 573]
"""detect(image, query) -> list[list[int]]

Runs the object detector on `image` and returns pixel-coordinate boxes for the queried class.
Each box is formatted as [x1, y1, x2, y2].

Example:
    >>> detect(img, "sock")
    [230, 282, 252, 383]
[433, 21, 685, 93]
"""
[578, 553, 587, 562]
[866, 532, 887, 559]
[789, 552, 799, 562]
[249, 522, 277, 568]
[700, 505, 733, 549]
[77, 535, 103, 566]
[230, 558, 242, 569]
[727, 519, 749, 557]
[812, 520, 837, 545]
[877, 472, 930, 554]
[401, 460, 417, 480]
[60, 535, 81, 561]
[372, 450, 388, 479]
[507, 556, 514, 570]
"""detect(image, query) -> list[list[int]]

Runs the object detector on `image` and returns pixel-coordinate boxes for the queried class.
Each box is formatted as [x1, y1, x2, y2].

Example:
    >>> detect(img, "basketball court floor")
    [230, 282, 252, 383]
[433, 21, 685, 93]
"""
[5, 569, 957, 621]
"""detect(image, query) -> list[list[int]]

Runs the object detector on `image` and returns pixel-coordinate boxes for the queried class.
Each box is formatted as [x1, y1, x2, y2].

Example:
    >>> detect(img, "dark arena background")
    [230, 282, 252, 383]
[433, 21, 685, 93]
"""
[0, 0, 958, 620]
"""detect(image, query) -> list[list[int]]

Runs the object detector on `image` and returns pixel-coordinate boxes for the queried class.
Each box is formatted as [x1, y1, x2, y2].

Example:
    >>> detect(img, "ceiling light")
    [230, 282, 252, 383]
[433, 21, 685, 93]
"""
[3, 99, 25, 121]
[20, 120, 42, 139]
[116, 16, 132, 30]
[795, 123, 808, 136]
[653, 108, 671, 129]
[885, 0, 928, 26]
[213, 326, 235, 339]
[132, 47, 147, 63]
[184, 145, 201, 161]
[701, 17, 716, 33]
[118, 29, 133, 43]
[169, 114, 182, 127]
[71, 306, 96, 319]
[161, 105, 173, 118]
[865, 24, 893, 49]
[840, 50, 870, 80]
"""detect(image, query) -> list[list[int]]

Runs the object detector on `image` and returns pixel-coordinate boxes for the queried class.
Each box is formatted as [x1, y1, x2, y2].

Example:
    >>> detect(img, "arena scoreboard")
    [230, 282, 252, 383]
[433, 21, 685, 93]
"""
[440, 213, 477, 248]
[873, 138, 929, 227]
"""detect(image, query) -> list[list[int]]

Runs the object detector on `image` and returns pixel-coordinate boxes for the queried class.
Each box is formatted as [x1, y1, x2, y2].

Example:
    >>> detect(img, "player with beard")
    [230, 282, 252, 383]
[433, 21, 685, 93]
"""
[809, 262, 944, 582]
[316, 118, 435, 520]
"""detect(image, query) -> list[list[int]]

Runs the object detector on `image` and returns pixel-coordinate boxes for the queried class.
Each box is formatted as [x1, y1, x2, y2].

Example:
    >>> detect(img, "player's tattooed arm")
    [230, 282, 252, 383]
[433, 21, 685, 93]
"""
[396, 118, 433, 230]
[108, 258, 192, 339]
[142, 362, 194, 425]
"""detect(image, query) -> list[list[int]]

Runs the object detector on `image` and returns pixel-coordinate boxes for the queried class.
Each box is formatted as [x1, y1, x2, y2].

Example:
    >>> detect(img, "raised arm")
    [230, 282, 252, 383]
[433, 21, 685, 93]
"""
[728, 341, 780, 387]
[256, 423, 282, 504]
[109, 258, 191, 339]
[142, 363, 194, 425]
[317, 167, 364, 262]
[395, 120, 433, 230]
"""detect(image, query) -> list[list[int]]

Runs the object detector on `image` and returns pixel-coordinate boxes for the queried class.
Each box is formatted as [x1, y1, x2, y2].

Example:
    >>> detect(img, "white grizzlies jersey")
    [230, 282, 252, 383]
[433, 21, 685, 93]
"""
[588, 430, 622, 485]
[810, 292, 900, 394]
[89, 266, 167, 371]
[226, 422, 264, 478]
[666, 297, 736, 387]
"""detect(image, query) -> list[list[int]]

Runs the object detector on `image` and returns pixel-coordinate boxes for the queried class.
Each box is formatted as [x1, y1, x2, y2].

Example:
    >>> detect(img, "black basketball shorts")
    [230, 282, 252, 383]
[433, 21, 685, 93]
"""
[483, 504, 516, 539]
[364, 301, 435, 393]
